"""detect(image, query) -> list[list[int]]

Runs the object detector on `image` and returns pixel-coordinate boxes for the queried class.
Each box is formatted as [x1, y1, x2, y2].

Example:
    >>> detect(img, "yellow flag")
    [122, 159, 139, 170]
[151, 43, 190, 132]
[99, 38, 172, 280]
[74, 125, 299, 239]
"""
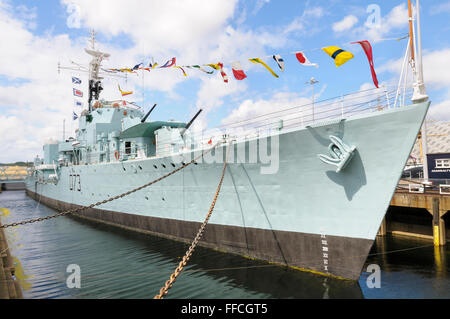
[249, 58, 279, 78]
[118, 85, 133, 96]
[322, 46, 354, 67]
[118, 68, 136, 73]
[206, 63, 221, 70]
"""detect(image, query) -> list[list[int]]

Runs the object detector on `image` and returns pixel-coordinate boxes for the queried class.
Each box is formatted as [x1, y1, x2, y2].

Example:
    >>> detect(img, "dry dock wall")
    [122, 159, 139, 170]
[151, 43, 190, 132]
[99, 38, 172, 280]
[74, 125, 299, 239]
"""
[0, 219, 22, 299]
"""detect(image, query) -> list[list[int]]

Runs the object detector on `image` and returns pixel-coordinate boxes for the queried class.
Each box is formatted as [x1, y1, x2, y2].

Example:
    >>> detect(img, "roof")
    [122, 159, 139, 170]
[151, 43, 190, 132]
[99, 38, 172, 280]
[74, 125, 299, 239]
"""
[119, 121, 186, 139]
[410, 121, 450, 161]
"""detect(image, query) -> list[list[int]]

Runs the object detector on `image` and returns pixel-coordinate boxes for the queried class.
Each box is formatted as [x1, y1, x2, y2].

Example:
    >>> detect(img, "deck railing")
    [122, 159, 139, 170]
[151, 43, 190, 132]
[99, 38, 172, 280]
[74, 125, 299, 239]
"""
[156, 85, 414, 148]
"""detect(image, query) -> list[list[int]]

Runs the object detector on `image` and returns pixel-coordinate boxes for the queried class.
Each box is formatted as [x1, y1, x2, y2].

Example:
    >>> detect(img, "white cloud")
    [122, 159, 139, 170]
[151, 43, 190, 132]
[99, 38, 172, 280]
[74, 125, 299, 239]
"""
[61, 0, 239, 59]
[348, 4, 409, 43]
[0, 1, 105, 162]
[428, 99, 450, 121]
[220, 91, 312, 130]
[252, 0, 270, 15]
[332, 15, 358, 33]
[379, 48, 450, 90]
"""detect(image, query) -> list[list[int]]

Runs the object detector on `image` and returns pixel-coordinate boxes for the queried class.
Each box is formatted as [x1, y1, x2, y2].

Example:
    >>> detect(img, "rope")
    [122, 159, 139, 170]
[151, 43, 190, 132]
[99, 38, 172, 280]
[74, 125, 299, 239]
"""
[0, 142, 221, 229]
[154, 143, 231, 299]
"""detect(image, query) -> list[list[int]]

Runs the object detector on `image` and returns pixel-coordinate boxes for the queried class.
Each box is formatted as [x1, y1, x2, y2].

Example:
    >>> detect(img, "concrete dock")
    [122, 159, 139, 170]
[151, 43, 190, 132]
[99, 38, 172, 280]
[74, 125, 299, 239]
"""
[0, 219, 22, 299]
[382, 181, 450, 246]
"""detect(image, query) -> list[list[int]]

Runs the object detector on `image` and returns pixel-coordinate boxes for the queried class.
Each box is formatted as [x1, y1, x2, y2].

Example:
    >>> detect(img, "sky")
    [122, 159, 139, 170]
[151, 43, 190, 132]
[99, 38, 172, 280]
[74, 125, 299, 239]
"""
[0, 0, 449, 162]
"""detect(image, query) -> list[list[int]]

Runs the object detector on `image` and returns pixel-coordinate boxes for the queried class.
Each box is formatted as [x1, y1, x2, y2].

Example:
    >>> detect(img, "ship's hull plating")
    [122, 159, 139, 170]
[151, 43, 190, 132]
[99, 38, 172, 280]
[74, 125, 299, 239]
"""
[26, 102, 430, 280]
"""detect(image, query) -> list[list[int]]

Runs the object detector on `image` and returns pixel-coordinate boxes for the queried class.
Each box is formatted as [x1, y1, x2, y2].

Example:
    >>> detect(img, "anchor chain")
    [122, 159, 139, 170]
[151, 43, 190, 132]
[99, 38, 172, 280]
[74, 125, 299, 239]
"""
[0, 142, 222, 229]
[154, 144, 231, 299]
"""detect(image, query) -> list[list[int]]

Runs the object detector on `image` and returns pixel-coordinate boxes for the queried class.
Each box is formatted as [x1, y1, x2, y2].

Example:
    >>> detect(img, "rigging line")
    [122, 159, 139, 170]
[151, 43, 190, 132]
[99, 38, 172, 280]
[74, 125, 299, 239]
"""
[107, 34, 409, 73]
[283, 33, 410, 56]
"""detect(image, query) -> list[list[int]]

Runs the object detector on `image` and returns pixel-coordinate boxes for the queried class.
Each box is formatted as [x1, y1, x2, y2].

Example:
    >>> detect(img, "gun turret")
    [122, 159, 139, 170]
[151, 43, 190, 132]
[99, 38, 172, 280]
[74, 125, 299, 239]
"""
[141, 104, 157, 123]
[181, 109, 203, 136]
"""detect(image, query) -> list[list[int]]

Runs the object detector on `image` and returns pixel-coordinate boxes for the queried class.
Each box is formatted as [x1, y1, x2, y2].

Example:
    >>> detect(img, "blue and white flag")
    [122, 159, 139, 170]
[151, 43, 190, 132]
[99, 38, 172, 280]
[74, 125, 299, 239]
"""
[72, 76, 82, 85]
[74, 100, 83, 108]
[72, 111, 78, 120]
[272, 55, 285, 72]
[132, 63, 143, 70]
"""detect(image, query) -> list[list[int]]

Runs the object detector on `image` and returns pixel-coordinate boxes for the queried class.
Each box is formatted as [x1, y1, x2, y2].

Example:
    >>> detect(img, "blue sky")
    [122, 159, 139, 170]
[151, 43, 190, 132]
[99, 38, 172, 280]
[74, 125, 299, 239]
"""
[0, 0, 449, 162]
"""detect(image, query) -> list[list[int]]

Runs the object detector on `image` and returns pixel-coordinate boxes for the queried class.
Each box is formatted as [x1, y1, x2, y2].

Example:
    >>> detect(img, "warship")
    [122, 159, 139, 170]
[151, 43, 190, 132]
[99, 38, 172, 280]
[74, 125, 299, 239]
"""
[25, 2, 430, 280]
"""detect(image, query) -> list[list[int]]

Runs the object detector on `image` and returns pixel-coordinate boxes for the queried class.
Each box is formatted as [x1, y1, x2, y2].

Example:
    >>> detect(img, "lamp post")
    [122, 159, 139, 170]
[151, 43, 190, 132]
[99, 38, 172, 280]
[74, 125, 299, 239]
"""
[306, 77, 319, 123]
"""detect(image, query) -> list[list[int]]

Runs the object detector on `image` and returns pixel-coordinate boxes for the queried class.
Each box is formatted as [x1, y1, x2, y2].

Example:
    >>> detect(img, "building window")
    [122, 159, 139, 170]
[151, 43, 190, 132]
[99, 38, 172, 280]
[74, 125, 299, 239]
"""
[435, 159, 450, 168]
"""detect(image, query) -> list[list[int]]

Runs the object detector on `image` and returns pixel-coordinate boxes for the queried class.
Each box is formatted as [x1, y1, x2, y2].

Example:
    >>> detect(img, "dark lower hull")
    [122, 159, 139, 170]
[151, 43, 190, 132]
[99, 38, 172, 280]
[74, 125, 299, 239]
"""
[26, 189, 373, 280]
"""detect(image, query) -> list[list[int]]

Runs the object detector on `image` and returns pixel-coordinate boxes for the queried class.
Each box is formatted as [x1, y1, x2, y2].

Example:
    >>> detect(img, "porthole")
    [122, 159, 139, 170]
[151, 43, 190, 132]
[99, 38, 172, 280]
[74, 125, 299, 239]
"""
[153, 165, 158, 169]
[162, 164, 166, 169]
[138, 165, 143, 170]
[171, 163, 175, 168]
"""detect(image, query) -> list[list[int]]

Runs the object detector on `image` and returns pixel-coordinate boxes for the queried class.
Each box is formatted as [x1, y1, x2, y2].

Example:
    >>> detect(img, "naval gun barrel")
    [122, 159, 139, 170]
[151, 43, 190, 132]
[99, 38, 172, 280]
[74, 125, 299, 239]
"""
[181, 109, 203, 136]
[141, 104, 157, 123]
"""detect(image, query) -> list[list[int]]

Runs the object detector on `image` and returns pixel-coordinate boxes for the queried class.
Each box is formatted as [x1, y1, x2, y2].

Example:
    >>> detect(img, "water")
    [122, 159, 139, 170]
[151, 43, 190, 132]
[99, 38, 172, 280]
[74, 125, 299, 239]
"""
[0, 190, 449, 299]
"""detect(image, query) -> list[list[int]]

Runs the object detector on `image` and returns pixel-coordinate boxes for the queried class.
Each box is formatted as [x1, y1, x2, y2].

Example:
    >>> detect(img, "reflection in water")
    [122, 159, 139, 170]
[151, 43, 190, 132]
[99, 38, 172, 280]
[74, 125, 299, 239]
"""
[434, 246, 447, 279]
[1, 191, 449, 299]
[361, 235, 450, 298]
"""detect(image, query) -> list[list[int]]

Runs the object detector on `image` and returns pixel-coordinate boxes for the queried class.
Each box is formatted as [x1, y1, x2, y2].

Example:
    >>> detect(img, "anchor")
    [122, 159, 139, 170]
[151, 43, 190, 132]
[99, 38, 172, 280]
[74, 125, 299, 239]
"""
[318, 135, 356, 173]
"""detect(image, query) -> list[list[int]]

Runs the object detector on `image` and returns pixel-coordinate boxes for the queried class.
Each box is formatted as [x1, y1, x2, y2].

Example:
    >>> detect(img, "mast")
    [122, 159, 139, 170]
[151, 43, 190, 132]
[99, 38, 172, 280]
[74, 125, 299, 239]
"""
[407, 0, 415, 63]
[409, 0, 428, 103]
[408, 0, 429, 181]
[85, 30, 110, 111]
[414, 0, 427, 102]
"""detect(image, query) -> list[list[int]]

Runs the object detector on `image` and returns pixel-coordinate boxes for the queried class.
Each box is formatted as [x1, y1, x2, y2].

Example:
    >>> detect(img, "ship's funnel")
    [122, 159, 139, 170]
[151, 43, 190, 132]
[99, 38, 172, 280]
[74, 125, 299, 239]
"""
[141, 104, 157, 123]
[181, 109, 203, 136]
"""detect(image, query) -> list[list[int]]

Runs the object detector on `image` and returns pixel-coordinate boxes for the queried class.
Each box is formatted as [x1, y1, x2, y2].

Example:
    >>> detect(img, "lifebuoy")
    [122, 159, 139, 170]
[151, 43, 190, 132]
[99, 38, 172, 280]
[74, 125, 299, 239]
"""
[114, 150, 120, 160]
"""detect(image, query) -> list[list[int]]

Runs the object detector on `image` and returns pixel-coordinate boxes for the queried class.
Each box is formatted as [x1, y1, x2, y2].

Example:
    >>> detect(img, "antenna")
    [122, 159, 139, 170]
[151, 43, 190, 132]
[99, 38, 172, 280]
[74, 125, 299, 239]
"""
[89, 29, 96, 50]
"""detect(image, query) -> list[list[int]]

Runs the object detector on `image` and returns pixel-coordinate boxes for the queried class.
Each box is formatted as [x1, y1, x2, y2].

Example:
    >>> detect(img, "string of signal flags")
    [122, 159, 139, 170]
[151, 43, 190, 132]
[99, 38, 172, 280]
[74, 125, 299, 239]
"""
[107, 36, 409, 97]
